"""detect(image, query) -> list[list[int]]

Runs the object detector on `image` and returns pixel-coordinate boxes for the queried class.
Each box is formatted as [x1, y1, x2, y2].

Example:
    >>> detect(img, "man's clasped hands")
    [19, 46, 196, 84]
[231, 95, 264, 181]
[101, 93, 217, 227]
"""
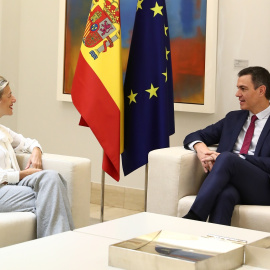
[194, 142, 220, 173]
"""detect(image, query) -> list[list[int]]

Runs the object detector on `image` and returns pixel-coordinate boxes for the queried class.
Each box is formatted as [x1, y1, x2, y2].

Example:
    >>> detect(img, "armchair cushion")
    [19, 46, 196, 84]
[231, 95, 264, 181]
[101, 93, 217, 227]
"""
[0, 212, 36, 248]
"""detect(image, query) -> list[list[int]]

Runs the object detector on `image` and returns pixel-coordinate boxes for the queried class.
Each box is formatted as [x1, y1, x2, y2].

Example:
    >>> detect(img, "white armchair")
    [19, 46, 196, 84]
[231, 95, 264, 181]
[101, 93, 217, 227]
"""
[147, 146, 270, 233]
[0, 153, 91, 248]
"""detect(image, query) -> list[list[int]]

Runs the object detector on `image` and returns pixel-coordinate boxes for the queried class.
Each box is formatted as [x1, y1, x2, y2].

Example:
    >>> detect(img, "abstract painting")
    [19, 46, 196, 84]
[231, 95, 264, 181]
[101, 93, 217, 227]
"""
[58, 0, 218, 112]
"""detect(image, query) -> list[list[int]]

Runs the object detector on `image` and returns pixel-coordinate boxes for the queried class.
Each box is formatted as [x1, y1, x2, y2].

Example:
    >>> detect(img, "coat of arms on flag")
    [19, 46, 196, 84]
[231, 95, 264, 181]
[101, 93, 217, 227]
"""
[83, 0, 120, 60]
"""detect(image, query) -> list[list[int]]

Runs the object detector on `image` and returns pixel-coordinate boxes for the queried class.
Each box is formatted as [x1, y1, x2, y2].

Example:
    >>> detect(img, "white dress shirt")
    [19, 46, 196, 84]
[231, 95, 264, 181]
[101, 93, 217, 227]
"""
[0, 124, 42, 185]
[189, 106, 270, 156]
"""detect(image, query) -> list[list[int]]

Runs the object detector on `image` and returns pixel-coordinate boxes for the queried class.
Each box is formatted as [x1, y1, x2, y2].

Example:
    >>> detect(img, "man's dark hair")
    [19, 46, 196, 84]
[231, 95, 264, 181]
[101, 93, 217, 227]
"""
[238, 66, 270, 99]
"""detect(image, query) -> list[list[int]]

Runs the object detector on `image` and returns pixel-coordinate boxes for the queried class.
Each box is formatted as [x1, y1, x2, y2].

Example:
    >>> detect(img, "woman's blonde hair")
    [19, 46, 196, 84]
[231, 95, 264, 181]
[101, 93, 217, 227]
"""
[0, 76, 9, 98]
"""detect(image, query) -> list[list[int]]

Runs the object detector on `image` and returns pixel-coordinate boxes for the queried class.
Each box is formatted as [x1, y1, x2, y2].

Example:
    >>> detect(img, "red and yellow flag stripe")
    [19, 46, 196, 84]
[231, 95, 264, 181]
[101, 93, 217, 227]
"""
[72, 0, 123, 181]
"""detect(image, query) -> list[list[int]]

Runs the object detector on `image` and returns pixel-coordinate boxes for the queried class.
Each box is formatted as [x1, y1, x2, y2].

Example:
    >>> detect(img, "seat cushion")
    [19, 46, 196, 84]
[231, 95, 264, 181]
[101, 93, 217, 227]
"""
[178, 196, 270, 233]
[0, 212, 36, 248]
[177, 195, 195, 217]
[231, 205, 270, 232]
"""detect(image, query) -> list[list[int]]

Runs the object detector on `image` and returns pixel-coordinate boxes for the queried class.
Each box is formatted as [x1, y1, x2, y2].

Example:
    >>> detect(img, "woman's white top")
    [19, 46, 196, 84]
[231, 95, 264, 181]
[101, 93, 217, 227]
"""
[0, 124, 42, 185]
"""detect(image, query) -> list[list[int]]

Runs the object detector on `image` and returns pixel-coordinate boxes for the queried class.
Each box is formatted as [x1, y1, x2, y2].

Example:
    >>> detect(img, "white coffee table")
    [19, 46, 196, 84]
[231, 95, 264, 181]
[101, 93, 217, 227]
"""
[75, 212, 269, 243]
[0, 212, 269, 270]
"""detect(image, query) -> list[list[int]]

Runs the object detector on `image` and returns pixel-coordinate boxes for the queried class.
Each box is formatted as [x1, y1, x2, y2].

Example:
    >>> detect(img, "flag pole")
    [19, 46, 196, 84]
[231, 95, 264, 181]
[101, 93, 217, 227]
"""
[100, 168, 105, 222]
[144, 164, 148, 212]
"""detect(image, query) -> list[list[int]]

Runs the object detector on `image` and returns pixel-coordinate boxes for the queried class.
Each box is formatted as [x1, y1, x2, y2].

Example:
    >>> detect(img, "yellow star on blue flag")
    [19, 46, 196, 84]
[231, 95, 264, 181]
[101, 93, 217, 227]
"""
[145, 84, 159, 98]
[128, 90, 138, 104]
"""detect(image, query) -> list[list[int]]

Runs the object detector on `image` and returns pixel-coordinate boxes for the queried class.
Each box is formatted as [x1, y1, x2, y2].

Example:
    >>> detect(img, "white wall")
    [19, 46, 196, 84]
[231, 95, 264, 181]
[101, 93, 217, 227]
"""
[1, 0, 270, 190]
[0, 0, 20, 130]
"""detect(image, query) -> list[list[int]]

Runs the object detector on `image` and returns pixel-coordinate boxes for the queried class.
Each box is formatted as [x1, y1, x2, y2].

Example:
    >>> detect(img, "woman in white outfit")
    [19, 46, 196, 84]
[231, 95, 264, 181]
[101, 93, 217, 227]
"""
[0, 76, 74, 238]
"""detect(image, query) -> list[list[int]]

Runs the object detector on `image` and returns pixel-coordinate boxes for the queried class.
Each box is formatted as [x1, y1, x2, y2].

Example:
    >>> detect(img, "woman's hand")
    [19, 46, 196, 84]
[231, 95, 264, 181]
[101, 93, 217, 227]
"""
[25, 147, 43, 169]
[19, 168, 42, 180]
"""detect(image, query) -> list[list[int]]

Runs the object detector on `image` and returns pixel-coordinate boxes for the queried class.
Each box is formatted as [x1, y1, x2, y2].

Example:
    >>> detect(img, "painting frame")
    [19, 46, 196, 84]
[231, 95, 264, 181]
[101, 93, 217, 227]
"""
[57, 0, 70, 102]
[56, 0, 218, 113]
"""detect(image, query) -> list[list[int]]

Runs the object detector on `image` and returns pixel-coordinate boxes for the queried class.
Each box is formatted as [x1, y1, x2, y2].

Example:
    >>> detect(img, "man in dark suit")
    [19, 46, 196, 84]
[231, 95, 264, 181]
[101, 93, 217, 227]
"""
[183, 66, 270, 225]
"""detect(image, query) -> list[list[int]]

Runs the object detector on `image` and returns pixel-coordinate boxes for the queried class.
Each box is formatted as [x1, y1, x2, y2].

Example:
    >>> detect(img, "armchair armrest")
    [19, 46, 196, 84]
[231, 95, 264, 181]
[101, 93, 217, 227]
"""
[16, 153, 91, 229]
[147, 146, 206, 217]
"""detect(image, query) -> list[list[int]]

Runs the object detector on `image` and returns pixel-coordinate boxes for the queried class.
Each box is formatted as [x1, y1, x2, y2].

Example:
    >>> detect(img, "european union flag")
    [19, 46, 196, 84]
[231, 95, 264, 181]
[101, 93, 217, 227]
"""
[122, 0, 175, 175]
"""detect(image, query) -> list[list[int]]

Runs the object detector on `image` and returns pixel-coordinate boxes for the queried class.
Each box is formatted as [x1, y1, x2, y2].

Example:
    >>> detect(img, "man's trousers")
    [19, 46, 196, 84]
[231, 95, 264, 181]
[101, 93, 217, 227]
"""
[190, 152, 270, 225]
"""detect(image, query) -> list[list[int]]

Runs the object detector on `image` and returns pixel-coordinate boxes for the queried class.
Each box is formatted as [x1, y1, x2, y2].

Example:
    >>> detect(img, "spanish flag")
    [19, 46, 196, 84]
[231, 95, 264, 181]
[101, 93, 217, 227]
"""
[71, 0, 123, 181]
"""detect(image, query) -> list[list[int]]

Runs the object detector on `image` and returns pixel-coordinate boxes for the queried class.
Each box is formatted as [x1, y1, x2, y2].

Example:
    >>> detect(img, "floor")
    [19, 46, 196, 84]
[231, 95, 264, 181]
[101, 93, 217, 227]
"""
[89, 203, 142, 225]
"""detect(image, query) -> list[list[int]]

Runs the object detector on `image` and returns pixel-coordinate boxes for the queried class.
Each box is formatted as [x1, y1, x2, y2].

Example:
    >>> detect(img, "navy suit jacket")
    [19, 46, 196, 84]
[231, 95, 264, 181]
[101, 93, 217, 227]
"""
[183, 110, 270, 175]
